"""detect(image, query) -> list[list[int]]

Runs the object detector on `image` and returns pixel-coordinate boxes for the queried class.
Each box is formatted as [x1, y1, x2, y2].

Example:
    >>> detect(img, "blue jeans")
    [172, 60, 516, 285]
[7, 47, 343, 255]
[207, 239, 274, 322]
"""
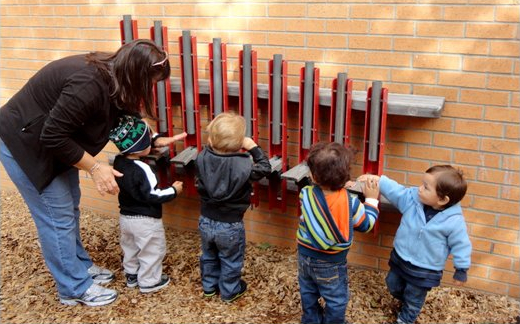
[198, 215, 245, 300]
[386, 268, 430, 324]
[0, 142, 93, 298]
[298, 253, 349, 324]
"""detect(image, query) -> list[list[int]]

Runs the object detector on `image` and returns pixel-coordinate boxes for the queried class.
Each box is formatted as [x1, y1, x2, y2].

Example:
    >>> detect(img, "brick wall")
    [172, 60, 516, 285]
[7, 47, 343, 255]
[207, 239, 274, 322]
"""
[0, 1, 518, 298]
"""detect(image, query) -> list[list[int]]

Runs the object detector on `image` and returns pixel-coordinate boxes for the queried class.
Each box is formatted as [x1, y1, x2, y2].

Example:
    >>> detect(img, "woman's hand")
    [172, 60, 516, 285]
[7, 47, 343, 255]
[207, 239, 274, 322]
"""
[91, 163, 123, 196]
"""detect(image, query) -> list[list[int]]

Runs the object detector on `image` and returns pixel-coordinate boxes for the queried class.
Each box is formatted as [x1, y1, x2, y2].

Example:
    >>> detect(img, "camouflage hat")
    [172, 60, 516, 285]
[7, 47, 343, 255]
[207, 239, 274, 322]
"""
[109, 115, 151, 154]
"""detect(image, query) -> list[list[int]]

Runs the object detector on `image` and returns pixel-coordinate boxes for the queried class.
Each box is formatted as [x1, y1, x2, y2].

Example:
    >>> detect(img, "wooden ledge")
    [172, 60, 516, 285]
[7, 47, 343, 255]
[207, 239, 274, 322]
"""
[170, 77, 444, 118]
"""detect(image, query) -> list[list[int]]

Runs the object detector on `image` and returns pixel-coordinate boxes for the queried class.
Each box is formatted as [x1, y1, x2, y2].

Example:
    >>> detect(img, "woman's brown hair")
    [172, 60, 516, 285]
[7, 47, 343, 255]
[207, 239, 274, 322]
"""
[86, 39, 170, 117]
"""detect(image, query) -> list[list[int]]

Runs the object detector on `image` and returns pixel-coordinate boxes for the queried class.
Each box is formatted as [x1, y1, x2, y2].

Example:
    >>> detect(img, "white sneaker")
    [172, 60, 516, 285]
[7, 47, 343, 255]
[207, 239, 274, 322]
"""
[60, 283, 118, 306]
[88, 264, 115, 284]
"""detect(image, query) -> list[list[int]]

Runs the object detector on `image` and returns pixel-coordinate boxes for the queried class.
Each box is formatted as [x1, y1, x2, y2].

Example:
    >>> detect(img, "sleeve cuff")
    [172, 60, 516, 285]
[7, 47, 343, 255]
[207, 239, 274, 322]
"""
[453, 268, 468, 282]
[365, 197, 379, 208]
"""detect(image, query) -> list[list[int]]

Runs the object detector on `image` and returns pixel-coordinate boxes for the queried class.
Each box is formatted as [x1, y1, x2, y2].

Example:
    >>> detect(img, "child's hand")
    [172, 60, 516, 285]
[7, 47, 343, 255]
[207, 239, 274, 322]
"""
[172, 181, 183, 195]
[362, 176, 380, 199]
[357, 174, 380, 183]
[345, 180, 357, 188]
[154, 132, 188, 147]
[242, 137, 258, 151]
[172, 132, 188, 142]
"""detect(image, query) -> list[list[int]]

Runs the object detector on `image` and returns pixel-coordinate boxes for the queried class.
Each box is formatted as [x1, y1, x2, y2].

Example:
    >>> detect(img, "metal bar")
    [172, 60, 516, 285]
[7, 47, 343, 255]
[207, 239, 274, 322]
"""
[182, 30, 195, 134]
[212, 38, 223, 116]
[153, 21, 167, 133]
[123, 15, 134, 43]
[272, 54, 282, 145]
[368, 81, 382, 162]
[334, 72, 347, 144]
[302, 61, 314, 149]
[242, 44, 252, 137]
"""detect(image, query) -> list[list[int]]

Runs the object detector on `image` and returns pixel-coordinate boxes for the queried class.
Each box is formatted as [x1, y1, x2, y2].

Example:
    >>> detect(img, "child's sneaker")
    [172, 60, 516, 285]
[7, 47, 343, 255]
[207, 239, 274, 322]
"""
[60, 283, 118, 306]
[203, 287, 219, 298]
[139, 274, 170, 293]
[88, 264, 115, 285]
[222, 280, 247, 303]
[125, 273, 138, 288]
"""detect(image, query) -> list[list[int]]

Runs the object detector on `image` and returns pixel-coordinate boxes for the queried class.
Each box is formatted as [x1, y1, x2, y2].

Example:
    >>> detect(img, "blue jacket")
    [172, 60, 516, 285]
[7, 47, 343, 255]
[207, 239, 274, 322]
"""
[380, 175, 472, 271]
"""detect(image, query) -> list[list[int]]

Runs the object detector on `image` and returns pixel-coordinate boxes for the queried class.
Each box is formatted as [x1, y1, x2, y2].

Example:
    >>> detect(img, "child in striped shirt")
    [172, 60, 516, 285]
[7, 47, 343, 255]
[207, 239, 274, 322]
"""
[296, 142, 380, 324]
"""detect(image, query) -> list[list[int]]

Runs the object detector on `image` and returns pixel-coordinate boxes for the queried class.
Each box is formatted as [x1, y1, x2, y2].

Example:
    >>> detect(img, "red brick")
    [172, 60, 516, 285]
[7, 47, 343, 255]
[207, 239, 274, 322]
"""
[394, 38, 440, 52]
[460, 89, 510, 106]
[326, 20, 368, 34]
[453, 151, 500, 168]
[464, 277, 508, 295]
[413, 54, 461, 70]
[489, 269, 520, 285]
[463, 57, 514, 73]
[444, 6, 495, 21]
[481, 138, 520, 155]
[442, 103, 484, 120]
[351, 5, 394, 19]
[417, 22, 464, 37]
[396, 6, 442, 20]
[493, 242, 520, 258]
[370, 21, 414, 35]
[485, 107, 520, 122]
[439, 71, 486, 88]
[440, 39, 488, 55]
[472, 197, 519, 220]
[497, 215, 520, 230]
[466, 23, 518, 39]
[471, 251, 513, 270]
[391, 69, 436, 84]
[455, 120, 503, 137]
[490, 41, 520, 57]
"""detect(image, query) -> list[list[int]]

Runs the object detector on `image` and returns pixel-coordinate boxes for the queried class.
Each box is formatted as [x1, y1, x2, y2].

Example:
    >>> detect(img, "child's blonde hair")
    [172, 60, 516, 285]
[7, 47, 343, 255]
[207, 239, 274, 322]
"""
[206, 112, 245, 153]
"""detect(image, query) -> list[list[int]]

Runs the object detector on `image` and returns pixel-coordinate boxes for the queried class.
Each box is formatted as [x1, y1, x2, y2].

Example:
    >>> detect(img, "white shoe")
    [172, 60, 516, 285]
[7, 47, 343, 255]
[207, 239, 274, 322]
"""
[60, 283, 118, 306]
[88, 264, 115, 284]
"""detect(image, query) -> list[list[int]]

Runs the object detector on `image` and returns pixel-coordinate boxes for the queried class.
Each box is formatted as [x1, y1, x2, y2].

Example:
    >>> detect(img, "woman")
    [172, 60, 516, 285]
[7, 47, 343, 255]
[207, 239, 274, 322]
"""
[0, 39, 170, 306]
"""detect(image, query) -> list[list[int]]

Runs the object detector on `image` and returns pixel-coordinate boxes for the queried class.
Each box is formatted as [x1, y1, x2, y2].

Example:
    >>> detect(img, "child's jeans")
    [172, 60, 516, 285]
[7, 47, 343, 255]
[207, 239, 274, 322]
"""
[385, 268, 430, 324]
[120, 215, 166, 287]
[198, 215, 245, 300]
[298, 253, 349, 324]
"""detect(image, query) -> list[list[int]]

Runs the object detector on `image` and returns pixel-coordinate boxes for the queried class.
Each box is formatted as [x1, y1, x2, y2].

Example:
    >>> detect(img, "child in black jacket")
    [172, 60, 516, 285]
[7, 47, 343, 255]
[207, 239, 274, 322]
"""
[109, 115, 186, 294]
[195, 112, 271, 302]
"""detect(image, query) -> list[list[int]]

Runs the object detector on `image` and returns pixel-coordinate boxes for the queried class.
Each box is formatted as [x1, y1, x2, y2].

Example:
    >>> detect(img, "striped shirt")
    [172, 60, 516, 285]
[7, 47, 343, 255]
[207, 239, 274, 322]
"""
[297, 185, 379, 262]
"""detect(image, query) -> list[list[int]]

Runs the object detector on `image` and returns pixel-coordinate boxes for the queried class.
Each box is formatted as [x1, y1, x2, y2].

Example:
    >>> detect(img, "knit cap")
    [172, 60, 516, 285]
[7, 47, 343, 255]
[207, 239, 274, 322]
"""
[109, 115, 151, 154]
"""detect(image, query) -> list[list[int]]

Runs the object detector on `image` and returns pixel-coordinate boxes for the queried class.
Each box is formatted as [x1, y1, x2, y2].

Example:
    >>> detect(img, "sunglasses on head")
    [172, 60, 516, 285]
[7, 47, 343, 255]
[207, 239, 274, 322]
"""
[151, 51, 169, 67]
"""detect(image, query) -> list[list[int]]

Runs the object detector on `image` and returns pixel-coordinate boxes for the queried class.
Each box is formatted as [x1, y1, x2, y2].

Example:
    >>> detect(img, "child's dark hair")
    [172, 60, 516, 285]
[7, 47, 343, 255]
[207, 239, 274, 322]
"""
[307, 142, 354, 191]
[426, 165, 467, 208]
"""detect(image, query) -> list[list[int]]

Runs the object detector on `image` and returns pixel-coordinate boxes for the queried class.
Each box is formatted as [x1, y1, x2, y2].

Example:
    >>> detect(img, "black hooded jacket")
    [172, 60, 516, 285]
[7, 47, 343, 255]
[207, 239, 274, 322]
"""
[195, 145, 271, 223]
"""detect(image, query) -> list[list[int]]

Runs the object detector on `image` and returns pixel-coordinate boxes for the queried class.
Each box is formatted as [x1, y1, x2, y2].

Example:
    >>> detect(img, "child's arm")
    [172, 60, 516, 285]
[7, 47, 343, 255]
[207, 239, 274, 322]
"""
[243, 137, 271, 181]
[152, 132, 188, 148]
[448, 217, 472, 284]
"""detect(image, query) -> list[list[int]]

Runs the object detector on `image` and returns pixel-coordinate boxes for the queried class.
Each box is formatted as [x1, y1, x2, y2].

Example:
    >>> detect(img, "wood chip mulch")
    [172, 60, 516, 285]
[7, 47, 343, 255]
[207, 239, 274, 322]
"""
[1, 190, 518, 324]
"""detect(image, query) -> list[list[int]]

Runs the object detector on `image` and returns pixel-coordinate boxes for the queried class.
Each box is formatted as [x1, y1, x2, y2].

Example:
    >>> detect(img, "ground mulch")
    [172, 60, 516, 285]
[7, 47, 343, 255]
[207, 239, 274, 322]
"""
[1, 190, 518, 324]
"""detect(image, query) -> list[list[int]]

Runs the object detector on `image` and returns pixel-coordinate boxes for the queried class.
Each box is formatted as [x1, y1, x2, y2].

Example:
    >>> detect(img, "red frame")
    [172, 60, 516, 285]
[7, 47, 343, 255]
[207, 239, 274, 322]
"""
[362, 84, 388, 235]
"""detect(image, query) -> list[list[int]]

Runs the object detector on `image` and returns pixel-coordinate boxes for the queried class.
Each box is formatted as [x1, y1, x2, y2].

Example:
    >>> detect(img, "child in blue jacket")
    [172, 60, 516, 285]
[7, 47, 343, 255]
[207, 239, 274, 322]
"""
[359, 165, 472, 324]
